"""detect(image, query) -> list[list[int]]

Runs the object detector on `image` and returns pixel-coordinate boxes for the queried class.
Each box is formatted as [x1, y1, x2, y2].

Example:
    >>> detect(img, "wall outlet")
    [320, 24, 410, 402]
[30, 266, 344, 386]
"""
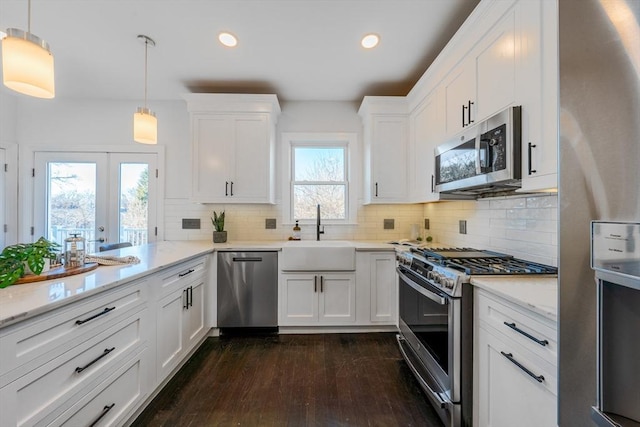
[182, 218, 201, 229]
[265, 218, 277, 229]
[424, 218, 430, 230]
[459, 220, 467, 234]
[383, 219, 395, 230]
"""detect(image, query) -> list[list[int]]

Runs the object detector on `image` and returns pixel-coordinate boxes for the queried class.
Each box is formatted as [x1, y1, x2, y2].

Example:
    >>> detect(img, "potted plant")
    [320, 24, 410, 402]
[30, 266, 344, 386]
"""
[211, 210, 227, 243]
[0, 237, 61, 288]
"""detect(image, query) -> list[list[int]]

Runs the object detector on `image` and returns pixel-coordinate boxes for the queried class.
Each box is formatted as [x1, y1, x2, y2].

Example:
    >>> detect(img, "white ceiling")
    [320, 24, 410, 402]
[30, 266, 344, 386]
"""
[0, 0, 479, 102]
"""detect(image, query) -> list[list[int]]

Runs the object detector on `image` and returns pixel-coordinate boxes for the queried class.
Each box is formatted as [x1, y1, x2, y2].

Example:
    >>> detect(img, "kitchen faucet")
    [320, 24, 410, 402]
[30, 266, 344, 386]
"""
[316, 204, 324, 241]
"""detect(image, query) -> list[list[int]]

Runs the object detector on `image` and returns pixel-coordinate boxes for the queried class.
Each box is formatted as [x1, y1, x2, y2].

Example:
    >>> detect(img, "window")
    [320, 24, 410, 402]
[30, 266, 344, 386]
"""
[33, 151, 160, 252]
[283, 133, 357, 224]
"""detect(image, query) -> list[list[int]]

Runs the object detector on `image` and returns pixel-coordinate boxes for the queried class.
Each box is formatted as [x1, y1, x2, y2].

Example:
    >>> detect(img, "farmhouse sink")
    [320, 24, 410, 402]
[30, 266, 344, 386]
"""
[280, 240, 356, 271]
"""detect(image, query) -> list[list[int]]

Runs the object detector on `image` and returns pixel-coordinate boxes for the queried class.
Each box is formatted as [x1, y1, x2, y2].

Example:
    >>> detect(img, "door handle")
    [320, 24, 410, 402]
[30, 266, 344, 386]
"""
[375, 182, 378, 197]
[462, 104, 467, 127]
[75, 307, 116, 325]
[88, 403, 115, 427]
[183, 288, 189, 309]
[431, 174, 435, 193]
[75, 347, 115, 373]
[232, 257, 263, 262]
[500, 351, 545, 383]
[320, 275, 323, 292]
[225, 181, 229, 196]
[528, 142, 537, 175]
[314, 276, 317, 293]
[468, 100, 474, 125]
[230, 181, 234, 196]
[89, 237, 105, 243]
[503, 322, 549, 346]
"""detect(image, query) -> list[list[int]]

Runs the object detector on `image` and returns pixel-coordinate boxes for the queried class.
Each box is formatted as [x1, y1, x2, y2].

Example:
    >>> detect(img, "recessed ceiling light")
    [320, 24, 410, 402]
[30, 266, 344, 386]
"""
[218, 32, 238, 47]
[361, 33, 379, 49]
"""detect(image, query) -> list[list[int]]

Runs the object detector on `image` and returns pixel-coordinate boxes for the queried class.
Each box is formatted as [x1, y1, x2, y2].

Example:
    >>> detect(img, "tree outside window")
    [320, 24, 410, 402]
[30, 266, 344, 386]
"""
[292, 146, 347, 220]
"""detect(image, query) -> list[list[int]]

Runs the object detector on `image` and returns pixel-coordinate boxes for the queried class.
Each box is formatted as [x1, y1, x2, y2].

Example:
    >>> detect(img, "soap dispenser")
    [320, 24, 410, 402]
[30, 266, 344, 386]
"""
[292, 221, 301, 240]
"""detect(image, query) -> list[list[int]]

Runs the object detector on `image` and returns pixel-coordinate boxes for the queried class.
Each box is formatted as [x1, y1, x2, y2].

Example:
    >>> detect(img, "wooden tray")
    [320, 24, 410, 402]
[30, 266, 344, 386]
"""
[15, 263, 99, 284]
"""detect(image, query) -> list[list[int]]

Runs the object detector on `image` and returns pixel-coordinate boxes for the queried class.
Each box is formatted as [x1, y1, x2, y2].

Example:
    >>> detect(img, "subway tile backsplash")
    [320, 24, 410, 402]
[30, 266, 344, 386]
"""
[164, 193, 557, 266]
[424, 194, 558, 266]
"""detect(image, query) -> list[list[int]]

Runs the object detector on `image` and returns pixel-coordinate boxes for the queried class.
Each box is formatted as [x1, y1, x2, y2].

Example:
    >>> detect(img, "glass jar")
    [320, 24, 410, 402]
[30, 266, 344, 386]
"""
[64, 233, 86, 268]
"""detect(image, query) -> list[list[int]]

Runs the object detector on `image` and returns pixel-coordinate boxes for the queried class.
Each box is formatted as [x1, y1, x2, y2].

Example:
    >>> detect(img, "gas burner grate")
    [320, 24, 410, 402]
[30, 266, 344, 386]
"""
[446, 258, 558, 275]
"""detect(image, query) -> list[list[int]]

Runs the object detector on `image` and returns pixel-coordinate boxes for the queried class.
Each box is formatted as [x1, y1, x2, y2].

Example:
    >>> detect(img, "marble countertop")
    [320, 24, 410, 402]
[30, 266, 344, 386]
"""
[0, 239, 396, 329]
[212, 240, 396, 251]
[470, 276, 558, 322]
[0, 241, 215, 329]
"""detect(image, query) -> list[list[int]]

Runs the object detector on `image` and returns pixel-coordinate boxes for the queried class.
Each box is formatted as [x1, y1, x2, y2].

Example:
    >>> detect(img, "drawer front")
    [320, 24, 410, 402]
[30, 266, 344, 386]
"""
[1, 309, 147, 427]
[55, 350, 148, 427]
[158, 257, 206, 298]
[476, 290, 557, 365]
[476, 325, 558, 427]
[0, 279, 148, 383]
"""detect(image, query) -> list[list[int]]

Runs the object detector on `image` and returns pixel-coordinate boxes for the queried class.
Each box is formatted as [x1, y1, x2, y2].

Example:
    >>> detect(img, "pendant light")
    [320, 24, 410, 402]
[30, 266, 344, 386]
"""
[2, 0, 55, 98]
[133, 35, 157, 144]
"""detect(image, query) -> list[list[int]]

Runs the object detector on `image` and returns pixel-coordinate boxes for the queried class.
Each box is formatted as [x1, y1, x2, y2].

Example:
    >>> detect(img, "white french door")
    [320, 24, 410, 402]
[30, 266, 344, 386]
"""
[34, 152, 158, 253]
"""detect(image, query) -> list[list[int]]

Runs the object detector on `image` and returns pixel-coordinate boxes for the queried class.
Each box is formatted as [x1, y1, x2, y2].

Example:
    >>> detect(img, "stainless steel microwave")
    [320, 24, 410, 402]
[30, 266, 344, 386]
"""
[434, 106, 522, 196]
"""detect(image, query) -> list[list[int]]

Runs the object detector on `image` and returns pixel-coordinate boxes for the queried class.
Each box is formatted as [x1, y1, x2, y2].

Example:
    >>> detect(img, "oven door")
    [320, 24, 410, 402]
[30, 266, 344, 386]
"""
[397, 266, 461, 423]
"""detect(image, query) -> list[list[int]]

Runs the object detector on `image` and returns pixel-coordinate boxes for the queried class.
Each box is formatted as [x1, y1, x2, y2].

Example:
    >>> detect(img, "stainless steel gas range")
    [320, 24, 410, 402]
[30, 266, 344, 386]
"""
[396, 247, 557, 427]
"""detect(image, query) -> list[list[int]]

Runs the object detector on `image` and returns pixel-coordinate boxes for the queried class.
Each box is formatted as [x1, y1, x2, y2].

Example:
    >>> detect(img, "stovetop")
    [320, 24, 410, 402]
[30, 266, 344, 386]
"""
[410, 247, 558, 276]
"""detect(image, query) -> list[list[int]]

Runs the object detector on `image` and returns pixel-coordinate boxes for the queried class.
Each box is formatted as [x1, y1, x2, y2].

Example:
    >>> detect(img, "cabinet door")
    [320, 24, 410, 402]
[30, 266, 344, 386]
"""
[475, 326, 557, 427]
[443, 61, 476, 137]
[368, 253, 397, 323]
[184, 279, 205, 353]
[474, 6, 517, 122]
[318, 274, 356, 324]
[280, 274, 318, 325]
[370, 116, 408, 203]
[517, 0, 558, 192]
[156, 289, 185, 380]
[231, 115, 273, 203]
[191, 115, 232, 203]
[409, 89, 445, 202]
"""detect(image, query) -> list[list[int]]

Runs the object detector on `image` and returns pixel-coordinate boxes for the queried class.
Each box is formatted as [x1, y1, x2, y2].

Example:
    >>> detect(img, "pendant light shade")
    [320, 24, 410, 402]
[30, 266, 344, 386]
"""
[2, 0, 55, 99]
[134, 107, 157, 144]
[134, 35, 157, 144]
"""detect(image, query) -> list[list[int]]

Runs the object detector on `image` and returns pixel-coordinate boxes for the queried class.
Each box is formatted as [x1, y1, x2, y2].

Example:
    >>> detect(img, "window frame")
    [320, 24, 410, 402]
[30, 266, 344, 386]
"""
[282, 132, 358, 225]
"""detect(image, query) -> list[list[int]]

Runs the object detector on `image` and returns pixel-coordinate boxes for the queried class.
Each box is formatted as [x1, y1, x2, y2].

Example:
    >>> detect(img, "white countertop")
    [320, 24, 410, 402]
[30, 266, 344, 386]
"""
[0, 241, 214, 329]
[212, 240, 396, 251]
[470, 276, 558, 322]
[0, 239, 396, 329]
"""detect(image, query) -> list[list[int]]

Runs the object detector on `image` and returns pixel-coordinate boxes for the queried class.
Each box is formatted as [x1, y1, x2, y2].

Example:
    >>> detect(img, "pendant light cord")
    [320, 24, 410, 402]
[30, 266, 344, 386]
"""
[144, 38, 148, 109]
[27, 0, 31, 33]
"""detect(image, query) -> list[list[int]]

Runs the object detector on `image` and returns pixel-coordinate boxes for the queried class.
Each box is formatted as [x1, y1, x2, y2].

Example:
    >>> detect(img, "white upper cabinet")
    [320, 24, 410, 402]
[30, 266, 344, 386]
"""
[184, 94, 281, 204]
[407, 0, 558, 196]
[409, 88, 446, 203]
[516, 0, 558, 192]
[358, 97, 409, 204]
[443, 3, 517, 139]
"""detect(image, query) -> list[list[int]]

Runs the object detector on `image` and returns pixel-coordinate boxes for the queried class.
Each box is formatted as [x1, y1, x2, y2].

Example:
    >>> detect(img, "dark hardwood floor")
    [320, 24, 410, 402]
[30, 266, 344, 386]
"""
[132, 333, 444, 427]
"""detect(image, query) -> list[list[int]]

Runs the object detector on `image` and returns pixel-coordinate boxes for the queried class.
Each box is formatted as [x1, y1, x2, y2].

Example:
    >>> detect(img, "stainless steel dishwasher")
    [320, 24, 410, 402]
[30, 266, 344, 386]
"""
[217, 251, 278, 330]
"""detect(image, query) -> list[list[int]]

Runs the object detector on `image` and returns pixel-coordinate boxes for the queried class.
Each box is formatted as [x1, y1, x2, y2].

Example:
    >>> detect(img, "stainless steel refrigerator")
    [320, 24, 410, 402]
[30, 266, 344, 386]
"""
[558, 0, 640, 426]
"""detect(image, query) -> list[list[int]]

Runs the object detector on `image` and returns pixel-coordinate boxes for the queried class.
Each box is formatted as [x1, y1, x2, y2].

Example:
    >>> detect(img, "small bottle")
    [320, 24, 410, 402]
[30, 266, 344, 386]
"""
[293, 221, 301, 240]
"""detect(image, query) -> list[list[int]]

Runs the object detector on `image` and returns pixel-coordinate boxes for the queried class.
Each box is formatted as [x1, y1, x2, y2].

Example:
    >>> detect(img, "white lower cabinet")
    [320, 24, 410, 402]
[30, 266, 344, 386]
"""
[0, 304, 151, 427]
[54, 348, 150, 427]
[155, 259, 206, 382]
[0, 253, 212, 427]
[356, 251, 397, 324]
[279, 273, 355, 326]
[474, 289, 557, 427]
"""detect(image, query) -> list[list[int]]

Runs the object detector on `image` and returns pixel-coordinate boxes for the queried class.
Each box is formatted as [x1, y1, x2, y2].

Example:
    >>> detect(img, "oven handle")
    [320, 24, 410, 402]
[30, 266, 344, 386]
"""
[397, 268, 449, 305]
[397, 335, 452, 410]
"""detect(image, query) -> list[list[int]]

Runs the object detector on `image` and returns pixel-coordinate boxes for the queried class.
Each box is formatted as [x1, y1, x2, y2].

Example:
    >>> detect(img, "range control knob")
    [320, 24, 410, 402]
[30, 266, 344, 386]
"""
[443, 278, 455, 289]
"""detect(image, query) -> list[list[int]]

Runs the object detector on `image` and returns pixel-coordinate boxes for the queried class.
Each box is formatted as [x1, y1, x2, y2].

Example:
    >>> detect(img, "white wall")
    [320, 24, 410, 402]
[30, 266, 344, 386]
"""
[0, 92, 18, 144]
[424, 194, 558, 266]
[165, 100, 425, 242]
[14, 97, 190, 198]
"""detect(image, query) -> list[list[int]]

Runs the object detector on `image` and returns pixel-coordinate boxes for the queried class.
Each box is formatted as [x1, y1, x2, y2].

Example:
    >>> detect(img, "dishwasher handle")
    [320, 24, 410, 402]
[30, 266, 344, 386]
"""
[232, 257, 263, 262]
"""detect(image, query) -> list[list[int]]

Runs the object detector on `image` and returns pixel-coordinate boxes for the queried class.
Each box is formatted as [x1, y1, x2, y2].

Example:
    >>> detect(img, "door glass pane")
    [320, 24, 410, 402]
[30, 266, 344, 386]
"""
[119, 163, 149, 246]
[47, 162, 97, 251]
[0, 148, 5, 249]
